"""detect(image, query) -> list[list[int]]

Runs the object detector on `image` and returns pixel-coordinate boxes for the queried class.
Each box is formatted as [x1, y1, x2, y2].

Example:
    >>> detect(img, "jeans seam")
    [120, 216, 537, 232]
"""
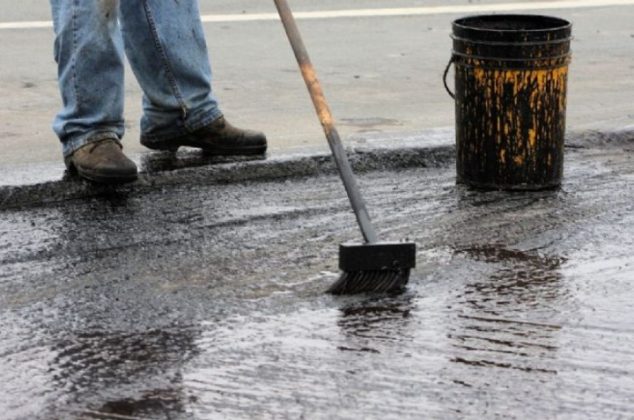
[141, 0, 189, 120]
[69, 0, 80, 135]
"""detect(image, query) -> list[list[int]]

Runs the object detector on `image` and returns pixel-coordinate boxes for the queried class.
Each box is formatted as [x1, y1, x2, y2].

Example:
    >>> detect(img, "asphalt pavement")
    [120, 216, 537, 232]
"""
[1, 130, 633, 419]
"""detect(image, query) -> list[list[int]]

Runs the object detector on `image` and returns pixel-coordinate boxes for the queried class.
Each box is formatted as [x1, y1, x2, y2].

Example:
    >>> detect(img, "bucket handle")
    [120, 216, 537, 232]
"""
[443, 55, 455, 100]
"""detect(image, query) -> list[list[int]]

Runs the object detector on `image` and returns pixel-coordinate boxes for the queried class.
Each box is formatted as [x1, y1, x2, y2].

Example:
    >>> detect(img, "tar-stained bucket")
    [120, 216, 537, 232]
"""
[444, 15, 572, 190]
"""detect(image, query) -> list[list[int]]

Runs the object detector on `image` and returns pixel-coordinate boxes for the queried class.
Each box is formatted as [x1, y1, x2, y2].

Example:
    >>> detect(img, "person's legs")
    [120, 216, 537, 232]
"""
[50, 0, 126, 156]
[119, 0, 266, 154]
[118, 0, 221, 141]
[50, 0, 137, 183]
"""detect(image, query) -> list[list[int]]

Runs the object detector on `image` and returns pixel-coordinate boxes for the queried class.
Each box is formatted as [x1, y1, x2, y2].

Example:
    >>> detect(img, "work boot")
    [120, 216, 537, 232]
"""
[140, 116, 267, 156]
[64, 138, 138, 184]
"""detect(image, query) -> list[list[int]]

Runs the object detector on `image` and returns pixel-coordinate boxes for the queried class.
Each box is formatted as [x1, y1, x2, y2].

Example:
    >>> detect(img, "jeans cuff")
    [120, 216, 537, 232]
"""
[184, 106, 223, 132]
[141, 106, 223, 142]
[62, 130, 121, 157]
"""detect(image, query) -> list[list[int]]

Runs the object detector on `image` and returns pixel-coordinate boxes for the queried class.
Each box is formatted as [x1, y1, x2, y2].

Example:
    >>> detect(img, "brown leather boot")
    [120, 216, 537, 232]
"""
[64, 138, 138, 184]
[140, 116, 267, 155]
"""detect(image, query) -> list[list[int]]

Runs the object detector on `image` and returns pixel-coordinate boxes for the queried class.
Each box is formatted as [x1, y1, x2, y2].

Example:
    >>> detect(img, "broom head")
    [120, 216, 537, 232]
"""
[327, 242, 416, 295]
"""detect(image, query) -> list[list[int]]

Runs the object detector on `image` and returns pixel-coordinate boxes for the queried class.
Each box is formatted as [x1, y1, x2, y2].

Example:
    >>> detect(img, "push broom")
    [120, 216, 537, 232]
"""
[273, 0, 416, 294]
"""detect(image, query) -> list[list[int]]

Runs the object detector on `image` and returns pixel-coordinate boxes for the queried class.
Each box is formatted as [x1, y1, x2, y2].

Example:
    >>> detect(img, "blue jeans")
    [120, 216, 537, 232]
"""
[50, 0, 223, 157]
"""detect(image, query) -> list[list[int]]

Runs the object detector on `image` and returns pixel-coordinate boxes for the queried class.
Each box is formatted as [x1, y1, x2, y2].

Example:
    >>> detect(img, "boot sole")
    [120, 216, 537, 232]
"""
[141, 139, 267, 156]
[201, 144, 268, 156]
[67, 162, 138, 184]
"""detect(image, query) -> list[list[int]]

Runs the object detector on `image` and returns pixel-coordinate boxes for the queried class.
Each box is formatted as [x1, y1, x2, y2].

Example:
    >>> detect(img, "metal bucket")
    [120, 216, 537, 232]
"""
[444, 15, 572, 190]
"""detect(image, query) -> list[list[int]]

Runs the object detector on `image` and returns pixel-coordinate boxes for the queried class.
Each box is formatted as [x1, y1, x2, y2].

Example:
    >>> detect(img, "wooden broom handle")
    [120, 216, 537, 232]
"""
[273, 0, 378, 244]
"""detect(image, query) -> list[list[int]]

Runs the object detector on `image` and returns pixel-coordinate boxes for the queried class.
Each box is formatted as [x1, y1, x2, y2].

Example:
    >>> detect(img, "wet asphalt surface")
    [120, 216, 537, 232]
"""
[1, 135, 633, 419]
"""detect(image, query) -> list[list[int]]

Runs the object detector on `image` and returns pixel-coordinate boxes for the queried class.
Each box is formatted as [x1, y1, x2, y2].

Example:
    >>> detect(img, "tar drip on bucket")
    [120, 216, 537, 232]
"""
[444, 15, 572, 190]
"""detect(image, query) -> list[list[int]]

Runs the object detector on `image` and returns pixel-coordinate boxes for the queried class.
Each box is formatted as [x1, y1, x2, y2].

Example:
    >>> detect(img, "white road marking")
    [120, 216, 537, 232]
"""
[1, 0, 634, 30]
[0, 20, 52, 30]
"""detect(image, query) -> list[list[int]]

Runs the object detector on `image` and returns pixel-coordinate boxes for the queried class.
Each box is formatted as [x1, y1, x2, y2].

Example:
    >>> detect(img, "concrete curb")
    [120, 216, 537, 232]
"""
[0, 133, 455, 211]
[0, 127, 631, 211]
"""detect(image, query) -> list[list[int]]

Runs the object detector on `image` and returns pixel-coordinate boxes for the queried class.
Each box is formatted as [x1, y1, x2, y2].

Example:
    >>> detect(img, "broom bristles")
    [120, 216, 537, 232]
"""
[327, 269, 410, 295]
